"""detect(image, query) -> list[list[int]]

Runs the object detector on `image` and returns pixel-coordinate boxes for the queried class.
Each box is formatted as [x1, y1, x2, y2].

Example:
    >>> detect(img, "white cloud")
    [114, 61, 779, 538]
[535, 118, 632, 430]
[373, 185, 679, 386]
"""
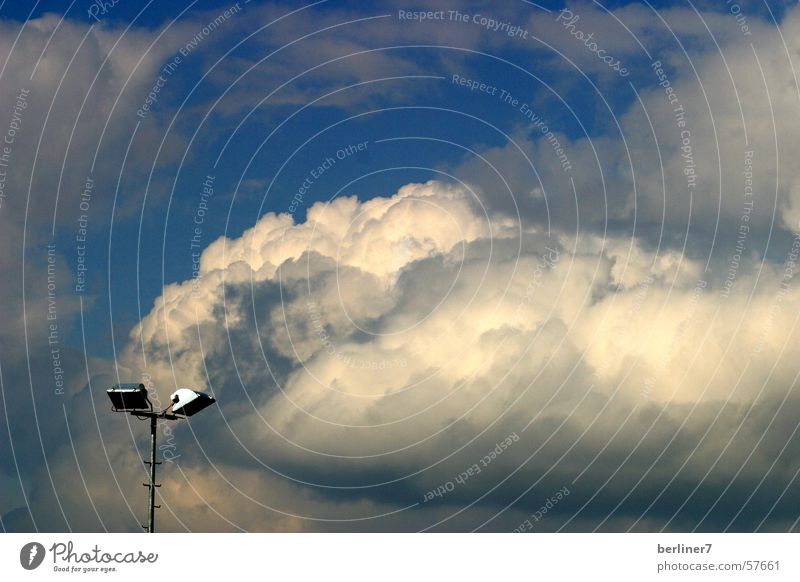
[112, 178, 800, 531]
[7, 2, 800, 532]
[459, 2, 800, 254]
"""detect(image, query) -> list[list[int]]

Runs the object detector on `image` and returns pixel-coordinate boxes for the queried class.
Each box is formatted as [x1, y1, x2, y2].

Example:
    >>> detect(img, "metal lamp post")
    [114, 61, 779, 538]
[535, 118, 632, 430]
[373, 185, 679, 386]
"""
[107, 383, 216, 533]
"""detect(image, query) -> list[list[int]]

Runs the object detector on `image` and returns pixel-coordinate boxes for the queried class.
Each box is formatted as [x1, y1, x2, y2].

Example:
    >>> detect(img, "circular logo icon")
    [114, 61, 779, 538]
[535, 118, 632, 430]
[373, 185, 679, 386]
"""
[20, 542, 45, 570]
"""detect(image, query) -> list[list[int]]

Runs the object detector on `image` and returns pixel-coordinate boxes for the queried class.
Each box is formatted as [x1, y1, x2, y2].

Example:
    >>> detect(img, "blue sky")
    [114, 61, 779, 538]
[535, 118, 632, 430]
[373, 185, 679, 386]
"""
[48, 0, 686, 355]
[3, 0, 800, 533]
[52, 0, 639, 356]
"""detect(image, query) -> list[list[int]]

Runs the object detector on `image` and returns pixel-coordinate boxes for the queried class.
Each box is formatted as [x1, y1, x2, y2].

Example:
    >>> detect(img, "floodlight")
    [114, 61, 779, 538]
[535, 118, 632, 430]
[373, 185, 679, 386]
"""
[170, 388, 216, 417]
[107, 383, 151, 411]
[109, 381, 216, 532]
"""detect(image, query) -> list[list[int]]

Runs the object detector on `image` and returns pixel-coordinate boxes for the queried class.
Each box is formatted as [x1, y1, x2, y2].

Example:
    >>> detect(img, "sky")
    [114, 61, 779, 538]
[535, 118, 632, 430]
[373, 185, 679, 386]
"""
[2, 0, 800, 532]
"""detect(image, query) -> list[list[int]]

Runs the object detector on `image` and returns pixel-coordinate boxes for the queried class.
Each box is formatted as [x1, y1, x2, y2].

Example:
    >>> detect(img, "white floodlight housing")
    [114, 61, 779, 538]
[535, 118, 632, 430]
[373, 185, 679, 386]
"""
[107, 383, 151, 411]
[170, 388, 216, 417]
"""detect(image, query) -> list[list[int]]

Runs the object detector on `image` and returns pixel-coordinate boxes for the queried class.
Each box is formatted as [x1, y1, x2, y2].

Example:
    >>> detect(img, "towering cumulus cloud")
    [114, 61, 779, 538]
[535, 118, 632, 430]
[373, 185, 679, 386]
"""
[115, 179, 800, 532]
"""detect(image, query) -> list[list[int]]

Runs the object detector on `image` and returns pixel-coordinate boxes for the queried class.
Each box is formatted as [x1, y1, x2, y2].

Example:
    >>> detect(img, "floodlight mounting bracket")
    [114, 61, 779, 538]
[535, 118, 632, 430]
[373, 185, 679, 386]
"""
[131, 410, 180, 421]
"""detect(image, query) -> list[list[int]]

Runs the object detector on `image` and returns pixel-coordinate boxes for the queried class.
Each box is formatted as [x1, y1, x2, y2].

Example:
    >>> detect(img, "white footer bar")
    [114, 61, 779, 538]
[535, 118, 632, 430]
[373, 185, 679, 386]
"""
[1, 533, 796, 581]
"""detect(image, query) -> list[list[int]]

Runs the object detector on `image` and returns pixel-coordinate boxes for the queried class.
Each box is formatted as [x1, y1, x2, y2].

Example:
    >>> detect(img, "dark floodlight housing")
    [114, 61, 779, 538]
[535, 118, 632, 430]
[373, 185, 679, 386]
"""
[170, 388, 216, 417]
[107, 383, 151, 412]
